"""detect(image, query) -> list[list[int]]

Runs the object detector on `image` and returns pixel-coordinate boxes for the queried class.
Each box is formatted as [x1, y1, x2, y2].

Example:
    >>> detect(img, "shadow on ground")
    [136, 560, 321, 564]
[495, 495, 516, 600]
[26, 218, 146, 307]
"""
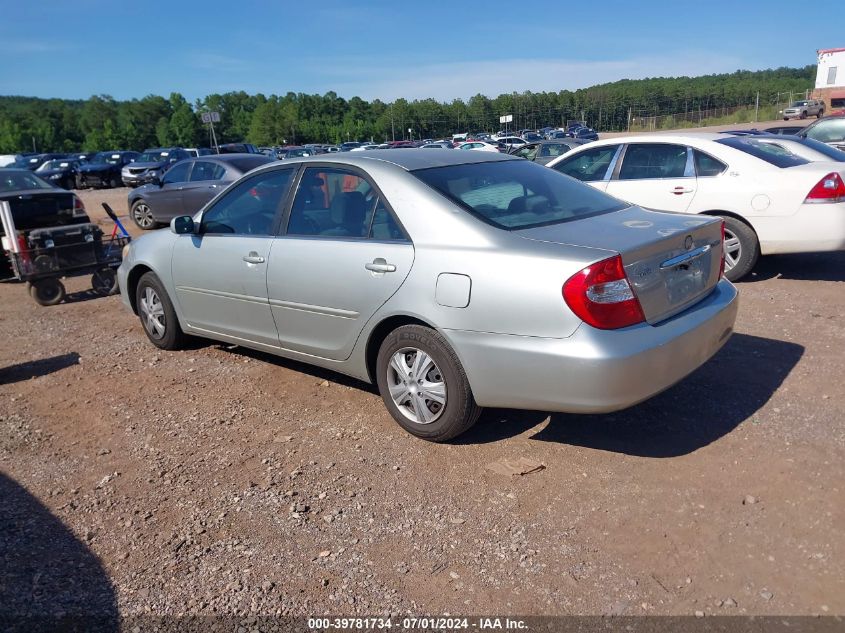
[741, 251, 845, 283]
[0, 473, 118, 632]
[458, 333, 803, 456]
[0, 352, 80, 385]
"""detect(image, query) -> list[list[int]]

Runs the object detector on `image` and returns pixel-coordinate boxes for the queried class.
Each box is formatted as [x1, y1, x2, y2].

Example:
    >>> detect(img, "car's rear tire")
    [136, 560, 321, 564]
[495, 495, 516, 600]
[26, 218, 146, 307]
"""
[817, 110, 824, 119]
[376, 324, 481, 442]
[131, 200, 157, 230]
[135, 271, 186, 350]
[721, 216, 760, 282]
[109, 175, 120, 188]
[29, 278, 66, 306]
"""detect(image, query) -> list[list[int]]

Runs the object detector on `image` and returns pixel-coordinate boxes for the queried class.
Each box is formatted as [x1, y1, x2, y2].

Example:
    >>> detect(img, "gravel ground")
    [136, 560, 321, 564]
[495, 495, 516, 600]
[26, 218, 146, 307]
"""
[0, 186, 843, 623]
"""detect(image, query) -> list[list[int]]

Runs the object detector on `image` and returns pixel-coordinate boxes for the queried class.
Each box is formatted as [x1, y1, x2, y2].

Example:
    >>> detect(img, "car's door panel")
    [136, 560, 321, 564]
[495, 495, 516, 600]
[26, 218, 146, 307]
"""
[604, 143, 698, 213]
[153, 161, 192, 219]
[172, 235, 278, 345]
[266, 165, 414, 360]
[267, 239, 413, 360]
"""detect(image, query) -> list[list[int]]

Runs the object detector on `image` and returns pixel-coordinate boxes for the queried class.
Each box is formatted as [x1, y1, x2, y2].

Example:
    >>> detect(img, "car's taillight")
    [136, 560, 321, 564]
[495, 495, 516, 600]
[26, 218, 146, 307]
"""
[562, 255, 645, 330]
[804, 172, 845, 203]
[73, 195, 86, 217]
[719, 220, 726, 278]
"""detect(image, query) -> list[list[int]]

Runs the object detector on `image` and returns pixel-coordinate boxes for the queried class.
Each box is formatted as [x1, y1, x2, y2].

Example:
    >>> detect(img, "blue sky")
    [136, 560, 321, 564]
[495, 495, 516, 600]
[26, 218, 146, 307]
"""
[0, 0, 839, 103]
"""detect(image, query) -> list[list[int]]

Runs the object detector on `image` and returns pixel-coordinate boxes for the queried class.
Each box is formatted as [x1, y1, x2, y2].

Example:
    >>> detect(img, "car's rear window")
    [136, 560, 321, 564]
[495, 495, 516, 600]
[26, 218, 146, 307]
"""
[228, 156, 274, 173]
[412, 159, 627, 230]
[0, 170, 54, 192]
[715, 137, 809, 168]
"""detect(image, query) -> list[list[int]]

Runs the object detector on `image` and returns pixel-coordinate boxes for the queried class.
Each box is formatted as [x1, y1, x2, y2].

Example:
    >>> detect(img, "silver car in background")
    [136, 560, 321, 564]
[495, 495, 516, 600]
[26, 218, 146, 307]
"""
[118, 150, 738, 442]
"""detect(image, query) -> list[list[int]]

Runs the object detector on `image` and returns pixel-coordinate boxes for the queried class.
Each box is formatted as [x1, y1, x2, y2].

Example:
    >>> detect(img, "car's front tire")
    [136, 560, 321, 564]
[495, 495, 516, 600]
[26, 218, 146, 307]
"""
[131, 200, 158, 230]
[376, 324, 481, 442]
[721, 216, 760, 282]
[135, 272, 185, 350]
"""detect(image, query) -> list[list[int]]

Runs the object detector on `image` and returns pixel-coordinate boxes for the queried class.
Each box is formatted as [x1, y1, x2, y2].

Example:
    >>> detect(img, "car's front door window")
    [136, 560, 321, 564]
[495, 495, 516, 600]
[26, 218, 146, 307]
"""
[201, 168, 294, 236]
[618, 144, 691, 180]
[162, 161, 190, 185]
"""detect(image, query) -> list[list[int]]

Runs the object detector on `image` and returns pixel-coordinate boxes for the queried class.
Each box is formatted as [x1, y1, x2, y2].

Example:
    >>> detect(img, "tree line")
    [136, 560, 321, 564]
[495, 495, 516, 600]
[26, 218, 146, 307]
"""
[0, 65, 815, 153]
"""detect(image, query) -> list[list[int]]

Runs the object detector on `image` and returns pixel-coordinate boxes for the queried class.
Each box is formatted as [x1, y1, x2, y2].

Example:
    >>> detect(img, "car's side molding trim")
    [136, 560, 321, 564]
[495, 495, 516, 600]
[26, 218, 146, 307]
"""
[176, 286, 268, 305]
[268, 298, 359, 320]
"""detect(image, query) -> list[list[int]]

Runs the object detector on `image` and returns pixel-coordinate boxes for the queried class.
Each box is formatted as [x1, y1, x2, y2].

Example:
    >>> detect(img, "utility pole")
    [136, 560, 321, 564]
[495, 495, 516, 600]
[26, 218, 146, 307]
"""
[754, 92, 759, 122]
[627, 107, 632, 132]
[391, 104, 395, 141]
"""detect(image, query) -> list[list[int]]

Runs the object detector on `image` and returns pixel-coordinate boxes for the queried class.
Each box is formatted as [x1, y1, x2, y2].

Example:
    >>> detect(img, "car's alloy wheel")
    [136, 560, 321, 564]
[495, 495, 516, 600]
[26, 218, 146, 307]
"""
[132, 202, 156, 229]
[139, 286, 166, 340]
[723, 228, 742, 272]
[386, 348, 447, 424]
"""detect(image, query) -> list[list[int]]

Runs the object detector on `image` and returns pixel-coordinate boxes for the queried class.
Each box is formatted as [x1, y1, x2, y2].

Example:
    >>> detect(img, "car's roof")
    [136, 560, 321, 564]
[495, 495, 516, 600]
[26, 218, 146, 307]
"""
[257, 148, 517, 171]
[584, 132, 728, 145]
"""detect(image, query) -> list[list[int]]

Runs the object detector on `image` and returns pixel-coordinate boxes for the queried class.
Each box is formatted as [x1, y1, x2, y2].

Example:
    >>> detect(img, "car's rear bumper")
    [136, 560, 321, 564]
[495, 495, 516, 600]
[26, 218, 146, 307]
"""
[758, 202, 845, 255]
[444, 279, 738, 413]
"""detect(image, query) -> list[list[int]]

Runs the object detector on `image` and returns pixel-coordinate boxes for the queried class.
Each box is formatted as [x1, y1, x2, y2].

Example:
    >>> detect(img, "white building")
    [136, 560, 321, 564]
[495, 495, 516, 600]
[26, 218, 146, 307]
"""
[813, 48, 845, 112]
[816, 48, 844, 89]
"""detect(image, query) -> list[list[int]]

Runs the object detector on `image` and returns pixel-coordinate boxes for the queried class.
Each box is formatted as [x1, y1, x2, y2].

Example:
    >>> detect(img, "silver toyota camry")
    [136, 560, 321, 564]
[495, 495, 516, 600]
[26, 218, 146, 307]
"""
[118, 149, 738, 442]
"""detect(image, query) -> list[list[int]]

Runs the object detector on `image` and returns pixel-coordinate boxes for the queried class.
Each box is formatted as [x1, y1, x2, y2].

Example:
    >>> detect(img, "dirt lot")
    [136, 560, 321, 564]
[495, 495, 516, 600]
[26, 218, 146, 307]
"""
[1, 186, 843, 623]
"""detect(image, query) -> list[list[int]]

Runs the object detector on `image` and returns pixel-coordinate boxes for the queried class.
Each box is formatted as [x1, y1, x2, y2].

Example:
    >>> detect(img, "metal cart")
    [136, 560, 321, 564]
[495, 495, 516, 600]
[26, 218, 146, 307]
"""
[1, 200, 132, 306]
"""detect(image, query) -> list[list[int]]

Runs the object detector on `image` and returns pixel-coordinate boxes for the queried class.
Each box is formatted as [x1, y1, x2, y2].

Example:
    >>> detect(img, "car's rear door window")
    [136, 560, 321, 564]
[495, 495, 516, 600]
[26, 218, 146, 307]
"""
[413, 159, 626, 230]
[694, 150, 727, 176]
[286, 167, 377, 238]
[550, 144, 620, 182]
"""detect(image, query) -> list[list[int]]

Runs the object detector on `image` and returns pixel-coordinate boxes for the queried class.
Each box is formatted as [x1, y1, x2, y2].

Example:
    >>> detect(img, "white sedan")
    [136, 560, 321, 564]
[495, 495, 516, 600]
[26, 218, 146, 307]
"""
[456, 141, 502, 153]
[547, 133, 845, 280]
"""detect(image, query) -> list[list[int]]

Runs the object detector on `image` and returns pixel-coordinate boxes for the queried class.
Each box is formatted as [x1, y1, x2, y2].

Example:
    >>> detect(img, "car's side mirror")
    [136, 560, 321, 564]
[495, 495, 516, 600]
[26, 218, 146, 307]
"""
[171, 216, 195, 235]
[150, 175, 162, 186]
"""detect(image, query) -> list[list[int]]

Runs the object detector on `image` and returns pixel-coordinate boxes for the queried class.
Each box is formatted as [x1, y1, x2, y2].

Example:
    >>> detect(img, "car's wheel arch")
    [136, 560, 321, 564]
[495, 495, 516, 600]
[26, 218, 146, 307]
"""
[699, 209, 760, 238]
[125, 264, 154, 314]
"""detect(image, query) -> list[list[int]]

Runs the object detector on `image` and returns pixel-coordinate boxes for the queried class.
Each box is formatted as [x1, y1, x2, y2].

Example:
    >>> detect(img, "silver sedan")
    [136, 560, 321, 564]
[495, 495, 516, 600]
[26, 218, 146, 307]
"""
[118, 150, 738, 442]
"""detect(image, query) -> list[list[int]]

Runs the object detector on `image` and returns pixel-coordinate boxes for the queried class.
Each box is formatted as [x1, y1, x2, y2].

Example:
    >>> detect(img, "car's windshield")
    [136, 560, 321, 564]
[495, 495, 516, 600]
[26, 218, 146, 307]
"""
[137, 151, 170, 162]
[412, 159, 627, 231]
[715, 137, 809, 168]
[36, 160, 73, 171]
[791, 101, 809, 107]
[92, 152, 123, 164]
[0, 171, 54, 192]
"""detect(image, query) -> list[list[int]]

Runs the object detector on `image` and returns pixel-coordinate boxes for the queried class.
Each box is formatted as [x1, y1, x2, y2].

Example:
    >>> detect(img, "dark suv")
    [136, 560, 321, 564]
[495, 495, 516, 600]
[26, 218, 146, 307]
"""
[121, 147, 191, 187]
[77, 151, 140, 188]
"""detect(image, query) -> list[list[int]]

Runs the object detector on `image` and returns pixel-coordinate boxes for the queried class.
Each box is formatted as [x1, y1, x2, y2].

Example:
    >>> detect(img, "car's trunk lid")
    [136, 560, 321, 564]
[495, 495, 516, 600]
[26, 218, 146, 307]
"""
[515, 206, 724, 324]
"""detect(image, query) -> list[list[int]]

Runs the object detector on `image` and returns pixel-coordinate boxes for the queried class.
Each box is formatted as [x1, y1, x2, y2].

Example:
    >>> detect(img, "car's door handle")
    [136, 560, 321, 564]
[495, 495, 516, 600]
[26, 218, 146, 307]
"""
[243, 252, 265, 264]
[671, 186, 694, 195]
[365, 258, 396, 273]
